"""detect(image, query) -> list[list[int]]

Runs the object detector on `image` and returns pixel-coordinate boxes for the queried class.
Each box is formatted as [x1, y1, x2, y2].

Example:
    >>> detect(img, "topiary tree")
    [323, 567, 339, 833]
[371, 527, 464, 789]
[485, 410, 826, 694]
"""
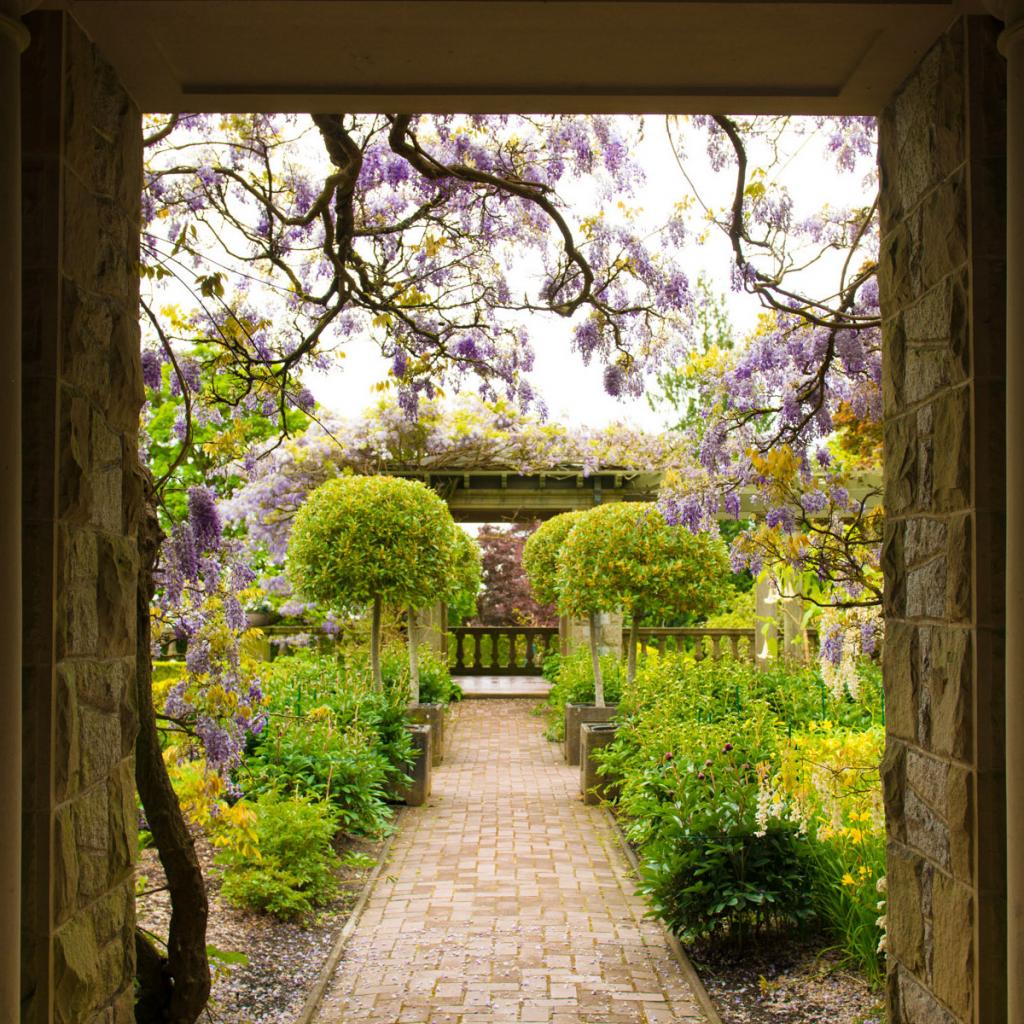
[287, 475, 457, 696]
[522, 510, 587, 608]
[558, 503, 732, 699]
[444, 526, 483, 624]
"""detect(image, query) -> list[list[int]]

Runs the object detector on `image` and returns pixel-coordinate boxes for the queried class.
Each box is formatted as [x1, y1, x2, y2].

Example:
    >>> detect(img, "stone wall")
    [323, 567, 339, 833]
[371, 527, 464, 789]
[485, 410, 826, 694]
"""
[21, 13, 143, 1023]
[879, 16, 1006, 1024]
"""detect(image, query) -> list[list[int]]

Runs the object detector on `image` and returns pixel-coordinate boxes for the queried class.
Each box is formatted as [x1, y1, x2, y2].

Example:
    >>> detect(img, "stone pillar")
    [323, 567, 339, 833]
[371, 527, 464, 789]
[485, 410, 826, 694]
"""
[753, 573, 778, 667]
[779, 580, 805, 662]
[879, 18, 1006, 1024]
[564, 612, 623, 658]
[21, 13, 144, 1023]
[0, 6, 27, 1019]
[413, 601, 447, 659]
[1000, 3, 1024, 1018]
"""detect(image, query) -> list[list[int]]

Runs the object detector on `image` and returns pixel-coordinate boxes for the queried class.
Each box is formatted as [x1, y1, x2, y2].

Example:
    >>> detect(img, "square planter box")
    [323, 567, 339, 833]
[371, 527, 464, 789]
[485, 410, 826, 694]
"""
[409, 702, 445, 766]
[392, 723, 432, 806]
[564, 703, 618, 765]
[580, 722, 619, 805]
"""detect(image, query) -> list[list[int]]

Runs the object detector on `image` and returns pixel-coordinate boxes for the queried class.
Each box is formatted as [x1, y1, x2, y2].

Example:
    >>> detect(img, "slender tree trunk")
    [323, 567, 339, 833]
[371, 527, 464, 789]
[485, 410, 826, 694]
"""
[135, 483, 210, 1024]
[408, 606, 420, 704]
[589, 611, 605, 707]
[370, 593, 383, 691]
[627, 617, 639, 684]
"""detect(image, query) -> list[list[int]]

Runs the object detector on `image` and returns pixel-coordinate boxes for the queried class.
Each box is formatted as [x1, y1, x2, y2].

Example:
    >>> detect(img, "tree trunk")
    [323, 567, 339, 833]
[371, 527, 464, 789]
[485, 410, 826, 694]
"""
[371, 593, 383, 691]
[589, 611, 605, 707]
[135, 482, 211, 1024]
[627, 617, 639, 684]
[408, 606, 420, 704]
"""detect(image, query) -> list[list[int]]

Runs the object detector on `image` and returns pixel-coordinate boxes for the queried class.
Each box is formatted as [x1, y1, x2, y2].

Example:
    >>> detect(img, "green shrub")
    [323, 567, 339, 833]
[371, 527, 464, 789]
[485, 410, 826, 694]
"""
[218, 792, 340, 920]
[597, 652, 881, 958]
[382, 645, 462, 705]
[247, 651, 414, 834]
[540, 646, 624, 740]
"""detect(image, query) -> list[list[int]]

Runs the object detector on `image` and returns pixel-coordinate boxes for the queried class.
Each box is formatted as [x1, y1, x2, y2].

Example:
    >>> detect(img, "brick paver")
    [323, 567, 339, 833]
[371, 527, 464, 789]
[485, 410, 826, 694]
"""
[314, 699, 706, 1024]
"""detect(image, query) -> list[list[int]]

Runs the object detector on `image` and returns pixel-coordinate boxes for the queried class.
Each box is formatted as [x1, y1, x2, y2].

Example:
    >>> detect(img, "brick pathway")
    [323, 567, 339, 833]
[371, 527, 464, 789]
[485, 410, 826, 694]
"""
[314, 699, 706, 1024]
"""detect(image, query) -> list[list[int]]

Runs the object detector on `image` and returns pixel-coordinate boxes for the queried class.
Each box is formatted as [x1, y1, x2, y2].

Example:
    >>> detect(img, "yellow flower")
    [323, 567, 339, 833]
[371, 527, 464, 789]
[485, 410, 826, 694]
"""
[841, 872, 856, 886]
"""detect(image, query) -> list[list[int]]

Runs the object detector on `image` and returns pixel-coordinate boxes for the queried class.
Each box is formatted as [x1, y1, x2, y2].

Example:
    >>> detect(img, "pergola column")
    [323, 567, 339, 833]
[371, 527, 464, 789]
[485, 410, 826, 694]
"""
[1003, 1, 1024, 1017]
[0, 3, 27, 1019]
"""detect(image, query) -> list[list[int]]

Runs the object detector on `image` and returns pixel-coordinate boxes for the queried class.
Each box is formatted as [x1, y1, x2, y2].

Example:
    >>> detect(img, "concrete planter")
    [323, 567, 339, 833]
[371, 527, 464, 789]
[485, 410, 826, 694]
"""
[564, 703, 618, 765]
[409, 702, 445, 766]
[580, 722, 619, 805]
[392, 723, 432, 806]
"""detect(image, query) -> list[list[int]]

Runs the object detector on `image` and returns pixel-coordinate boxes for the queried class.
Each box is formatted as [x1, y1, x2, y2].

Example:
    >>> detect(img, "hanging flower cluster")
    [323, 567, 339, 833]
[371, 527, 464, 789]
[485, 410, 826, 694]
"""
[154, 485, 268, 775]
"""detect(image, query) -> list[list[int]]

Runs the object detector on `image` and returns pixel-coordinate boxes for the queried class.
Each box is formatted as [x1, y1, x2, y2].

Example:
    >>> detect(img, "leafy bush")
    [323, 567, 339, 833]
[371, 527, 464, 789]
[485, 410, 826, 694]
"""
[597, 650, 884, 971]
[218, 792, 340, 920]
[540, 646, 624, 740]
[247, 651, 414, 834]
[381, 645, 462, 705]
[245, 714, 395, 836]
[775, 723, 887, 982]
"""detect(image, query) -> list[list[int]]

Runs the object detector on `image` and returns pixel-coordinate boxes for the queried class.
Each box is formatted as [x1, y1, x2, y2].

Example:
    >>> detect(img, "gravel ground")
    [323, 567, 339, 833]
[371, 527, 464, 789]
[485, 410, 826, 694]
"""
[691, 938, 885, 1024]
[136, 829, 385, 1024]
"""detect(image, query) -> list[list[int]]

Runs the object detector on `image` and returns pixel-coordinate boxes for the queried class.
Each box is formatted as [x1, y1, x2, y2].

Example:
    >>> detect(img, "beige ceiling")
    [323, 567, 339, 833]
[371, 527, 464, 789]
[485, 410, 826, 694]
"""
[56, 0, 963, 114]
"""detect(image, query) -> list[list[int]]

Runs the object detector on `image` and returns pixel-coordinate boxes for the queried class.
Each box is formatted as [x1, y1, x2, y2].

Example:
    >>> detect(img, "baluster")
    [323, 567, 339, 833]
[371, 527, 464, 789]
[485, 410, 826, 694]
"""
[658, 636, 666, 657]
[729, 634, 739, 659]
[470, 632, 479, 671]
[712, 635, 721, 661]
[695, 634, 705, 662]
[526, 631, 537, 671]
[454, 631, 465, 672]
[490, 631, 501, 671]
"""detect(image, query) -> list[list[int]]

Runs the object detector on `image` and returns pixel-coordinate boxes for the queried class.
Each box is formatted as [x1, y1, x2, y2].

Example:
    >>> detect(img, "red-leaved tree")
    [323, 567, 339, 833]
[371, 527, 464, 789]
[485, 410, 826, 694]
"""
[474, 523, 557, 626]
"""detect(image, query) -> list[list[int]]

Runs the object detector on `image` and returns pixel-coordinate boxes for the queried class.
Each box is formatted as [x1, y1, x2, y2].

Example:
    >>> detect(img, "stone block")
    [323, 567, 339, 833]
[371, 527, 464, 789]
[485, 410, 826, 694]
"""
[906, 748, 949, 815]
[905, 789, 950, 869]
[409, 703, 445, 766]
[882, 622, 918, 742]
[945, 514, 971, 622]
[886, 843, 925, 973]
[931, 386, 970, 512]
[108, 760, 138, 877]
[58, 583, 99, 658]
[896, 965, 958, 1024]
[881, 521, 906, 620]
[918, 170, 968, 294]
[904, 517, 947, 569]
[107, 306, 145, 434]
[55, 664, 81, 802]
[54, 915, 101, 1024]
[54, 805, 80, 923]
[906, 555, 945, 620]
[945, 765, 973, 883]
[394, 724, 431, 806]
[62, 172, 138, 303]
[883, 414, 916, 516]
[882, 740, 908, 843]
[95, 535, 137, 655]
[58, 390, 93, 524]
[933, 868, 970, 1019]
[580, 723, 618, 805]
[919, 625, 972, 761]
[60, 524, 98, 583]
[564, 703, 618, 766]
[882, 313, 906, 412]
[79, 705, 121, 788]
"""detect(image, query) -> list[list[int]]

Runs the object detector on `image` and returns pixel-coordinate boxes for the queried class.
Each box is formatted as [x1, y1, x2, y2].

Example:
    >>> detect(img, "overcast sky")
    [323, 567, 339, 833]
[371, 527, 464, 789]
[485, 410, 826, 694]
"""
[306, 116, 875, 433]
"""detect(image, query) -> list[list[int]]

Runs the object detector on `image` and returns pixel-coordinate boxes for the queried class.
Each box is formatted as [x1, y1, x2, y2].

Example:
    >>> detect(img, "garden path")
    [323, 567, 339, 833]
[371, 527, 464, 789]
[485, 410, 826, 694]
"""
[313, 698, 706, 1024]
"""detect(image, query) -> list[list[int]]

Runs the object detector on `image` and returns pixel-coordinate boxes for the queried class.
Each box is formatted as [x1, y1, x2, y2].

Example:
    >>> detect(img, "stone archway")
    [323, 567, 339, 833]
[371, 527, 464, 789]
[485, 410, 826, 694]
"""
[4, 6, 1013, 1023]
